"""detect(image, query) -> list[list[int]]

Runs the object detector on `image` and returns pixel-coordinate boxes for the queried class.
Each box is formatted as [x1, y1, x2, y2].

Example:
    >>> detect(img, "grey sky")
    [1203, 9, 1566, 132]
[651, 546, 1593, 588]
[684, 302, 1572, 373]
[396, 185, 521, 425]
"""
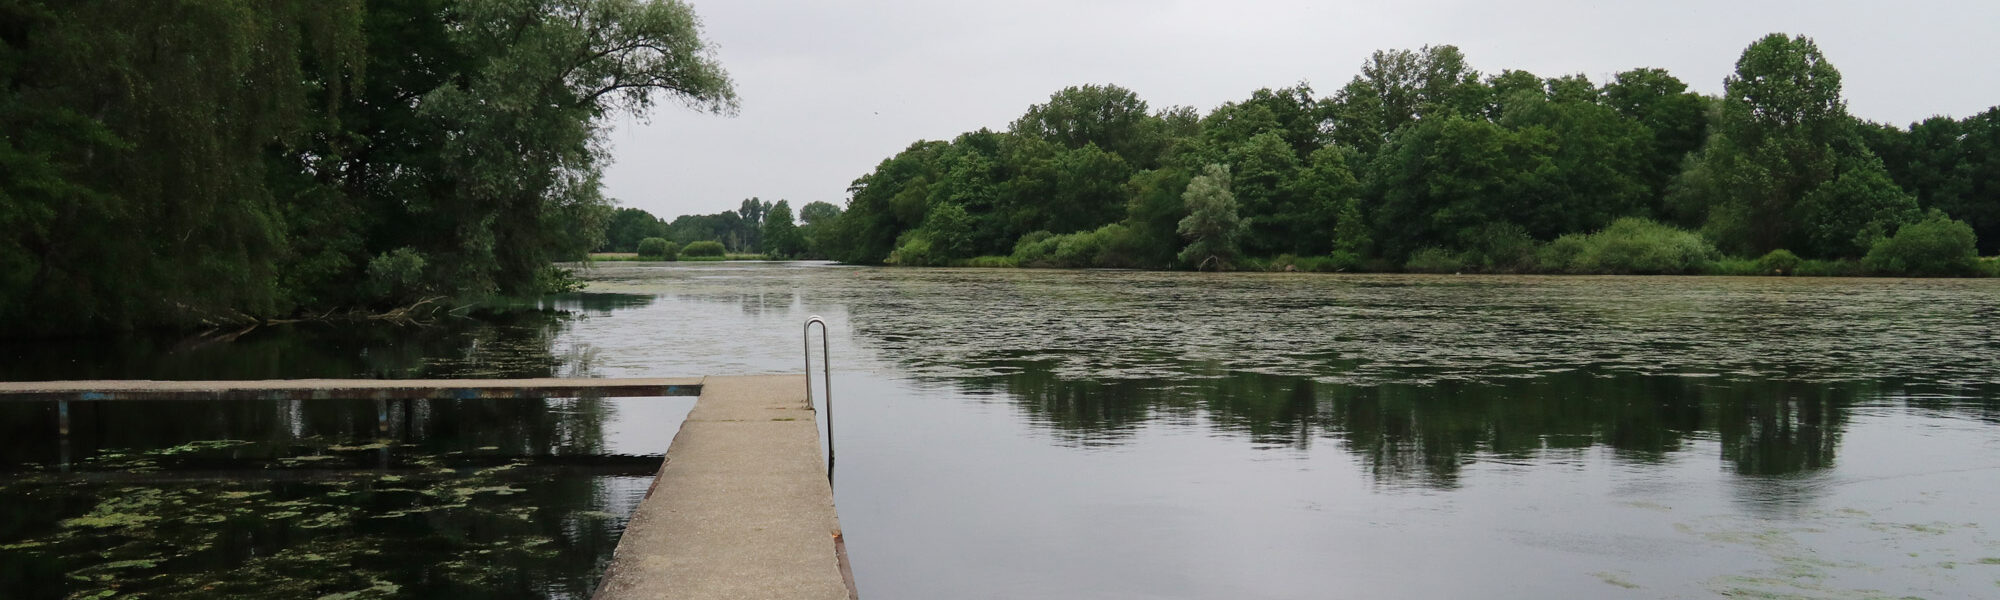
[601, 0, 2000, 220]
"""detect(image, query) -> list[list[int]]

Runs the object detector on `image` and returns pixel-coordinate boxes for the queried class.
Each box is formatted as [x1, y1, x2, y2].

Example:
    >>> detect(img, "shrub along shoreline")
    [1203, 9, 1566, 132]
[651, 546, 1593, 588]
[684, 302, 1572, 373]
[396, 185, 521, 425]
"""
[932, 216, 1999, 278]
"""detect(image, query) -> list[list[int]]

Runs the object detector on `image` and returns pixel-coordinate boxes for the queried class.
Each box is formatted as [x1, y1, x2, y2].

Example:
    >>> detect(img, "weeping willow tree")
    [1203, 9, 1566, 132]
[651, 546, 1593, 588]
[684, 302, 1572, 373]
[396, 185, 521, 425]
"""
[0, 0, 735, 336]
[0, 1, 366, 331]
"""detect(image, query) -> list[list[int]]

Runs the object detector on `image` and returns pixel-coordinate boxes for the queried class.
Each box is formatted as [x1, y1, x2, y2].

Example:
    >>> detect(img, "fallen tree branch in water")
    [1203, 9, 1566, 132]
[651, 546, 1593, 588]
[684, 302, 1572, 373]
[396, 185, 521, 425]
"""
[176, 297, 457, 346]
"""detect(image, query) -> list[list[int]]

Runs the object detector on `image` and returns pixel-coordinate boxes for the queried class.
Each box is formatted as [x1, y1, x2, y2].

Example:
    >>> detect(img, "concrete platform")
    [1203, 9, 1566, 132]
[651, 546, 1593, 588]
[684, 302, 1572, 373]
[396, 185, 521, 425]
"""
[593, 374, 855, 600]
[0, 377, 703, 402]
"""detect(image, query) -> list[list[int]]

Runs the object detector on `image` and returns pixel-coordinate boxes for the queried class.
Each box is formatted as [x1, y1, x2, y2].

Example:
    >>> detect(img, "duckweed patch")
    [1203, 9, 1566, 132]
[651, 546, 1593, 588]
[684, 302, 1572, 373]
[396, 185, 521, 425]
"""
[1593, 571, 1640, 589]
[0, 438, 636, 599]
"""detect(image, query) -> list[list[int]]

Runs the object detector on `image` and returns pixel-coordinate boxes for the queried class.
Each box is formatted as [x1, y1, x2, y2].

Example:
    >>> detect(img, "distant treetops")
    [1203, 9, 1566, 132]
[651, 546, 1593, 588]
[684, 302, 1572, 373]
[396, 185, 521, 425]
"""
[773, 33, 1994, 276]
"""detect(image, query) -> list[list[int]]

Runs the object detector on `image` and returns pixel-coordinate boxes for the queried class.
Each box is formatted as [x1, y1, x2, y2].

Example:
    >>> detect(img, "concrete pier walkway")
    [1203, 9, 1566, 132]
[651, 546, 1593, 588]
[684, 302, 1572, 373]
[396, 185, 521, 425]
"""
[0, 377, 702, 402]
[594, 374, 855, 600]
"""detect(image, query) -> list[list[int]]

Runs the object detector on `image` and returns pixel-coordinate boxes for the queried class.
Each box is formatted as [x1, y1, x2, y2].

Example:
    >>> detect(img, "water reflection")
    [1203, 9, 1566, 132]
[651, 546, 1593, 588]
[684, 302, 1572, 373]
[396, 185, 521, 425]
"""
[0, 296, 662, 600]
[968, 364, 1864, 488]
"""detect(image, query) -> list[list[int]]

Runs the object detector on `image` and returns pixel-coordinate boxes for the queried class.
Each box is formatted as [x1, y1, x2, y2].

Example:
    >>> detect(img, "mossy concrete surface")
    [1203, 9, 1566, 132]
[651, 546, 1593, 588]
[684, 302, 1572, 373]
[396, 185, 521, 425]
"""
[593, 375, 853, 600]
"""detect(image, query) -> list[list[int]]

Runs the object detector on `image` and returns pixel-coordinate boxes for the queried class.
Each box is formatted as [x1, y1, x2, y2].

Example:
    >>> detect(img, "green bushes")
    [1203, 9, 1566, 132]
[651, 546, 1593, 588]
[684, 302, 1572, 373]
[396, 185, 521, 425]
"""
[1754, 249, 1801, 275]
[1404, 248, 1465, 273]
[365, 248, 429, 303]
[957, 256, 1019, 268]
[1010, 225, 1148, 269]
[1707, 256, 1765, 276]
[1863, 214, 1980, 276]
[680, 240, 726, 258]
[885, 214, 1994, 279]
[1537, 218, 1716, 274]
[1461, 223, 1537, 272]
[885, 235, 940, 266]
[636, 237, 677, 260]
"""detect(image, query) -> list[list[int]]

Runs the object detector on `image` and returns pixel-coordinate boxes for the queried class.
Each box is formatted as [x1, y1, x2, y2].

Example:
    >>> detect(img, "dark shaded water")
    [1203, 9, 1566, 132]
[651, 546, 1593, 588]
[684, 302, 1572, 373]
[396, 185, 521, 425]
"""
[0, 299, 688, 599]
[6, 263, 2000, 598]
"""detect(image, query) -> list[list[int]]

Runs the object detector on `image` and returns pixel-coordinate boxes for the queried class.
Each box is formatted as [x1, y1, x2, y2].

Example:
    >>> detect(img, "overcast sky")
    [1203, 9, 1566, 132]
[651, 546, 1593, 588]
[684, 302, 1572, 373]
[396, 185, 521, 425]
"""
[599, 0, 2000, 220]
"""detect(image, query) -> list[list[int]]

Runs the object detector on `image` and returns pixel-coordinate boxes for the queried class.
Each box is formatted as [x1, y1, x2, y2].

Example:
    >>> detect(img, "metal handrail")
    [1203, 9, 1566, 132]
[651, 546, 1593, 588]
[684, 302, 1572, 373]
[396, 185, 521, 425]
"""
[803, 315, 833, 487]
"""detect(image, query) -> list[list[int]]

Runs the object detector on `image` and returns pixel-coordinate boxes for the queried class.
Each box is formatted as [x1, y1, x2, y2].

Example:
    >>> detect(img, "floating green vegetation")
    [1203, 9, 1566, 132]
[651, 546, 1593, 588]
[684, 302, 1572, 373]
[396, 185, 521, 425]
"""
[1592, 571, 1641, 589]
[153, 439, 256, 456]
[1679, 508, 1997, 600]
[0, 438, 624, 599]
[327, 441, 392, 452]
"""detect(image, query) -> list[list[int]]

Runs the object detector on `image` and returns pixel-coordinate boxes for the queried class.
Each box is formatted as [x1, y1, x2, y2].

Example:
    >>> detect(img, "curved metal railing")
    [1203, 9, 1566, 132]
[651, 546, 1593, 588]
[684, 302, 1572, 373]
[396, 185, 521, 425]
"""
[803, 315, 834, 487]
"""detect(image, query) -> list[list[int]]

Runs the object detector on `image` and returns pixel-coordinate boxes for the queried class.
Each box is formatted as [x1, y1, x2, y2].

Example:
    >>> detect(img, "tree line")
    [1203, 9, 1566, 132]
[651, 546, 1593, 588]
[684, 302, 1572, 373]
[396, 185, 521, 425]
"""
[0, 0, 734, 336]
[792, 34, 1996, 276]
[598, 197, 841, 258]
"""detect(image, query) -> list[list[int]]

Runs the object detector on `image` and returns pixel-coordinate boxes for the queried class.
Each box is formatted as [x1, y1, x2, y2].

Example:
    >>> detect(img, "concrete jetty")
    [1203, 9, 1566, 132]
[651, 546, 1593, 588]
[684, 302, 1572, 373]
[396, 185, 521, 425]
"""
[594, 374, 855, 600]
[0, 377, 702, 402]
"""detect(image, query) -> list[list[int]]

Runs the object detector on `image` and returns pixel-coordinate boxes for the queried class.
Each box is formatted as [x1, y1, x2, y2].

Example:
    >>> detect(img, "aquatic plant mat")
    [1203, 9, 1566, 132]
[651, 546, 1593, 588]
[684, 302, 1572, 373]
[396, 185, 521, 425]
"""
[0, 402, 657, 600]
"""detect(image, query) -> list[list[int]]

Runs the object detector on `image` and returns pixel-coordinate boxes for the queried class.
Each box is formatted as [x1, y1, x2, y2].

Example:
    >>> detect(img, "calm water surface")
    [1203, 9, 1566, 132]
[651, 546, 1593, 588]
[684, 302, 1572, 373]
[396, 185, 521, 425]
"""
[7, 262, 2000, 599]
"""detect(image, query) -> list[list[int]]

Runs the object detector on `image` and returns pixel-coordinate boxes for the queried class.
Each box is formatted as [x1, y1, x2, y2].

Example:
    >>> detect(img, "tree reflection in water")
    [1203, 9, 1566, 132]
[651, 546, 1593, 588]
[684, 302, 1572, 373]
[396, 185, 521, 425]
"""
[963, 363, 1865, 489]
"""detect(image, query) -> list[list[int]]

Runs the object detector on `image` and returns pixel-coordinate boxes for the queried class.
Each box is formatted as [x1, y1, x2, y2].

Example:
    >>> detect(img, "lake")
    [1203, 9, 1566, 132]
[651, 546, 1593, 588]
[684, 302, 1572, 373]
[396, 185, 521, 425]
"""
[5, 262, 2000, 598]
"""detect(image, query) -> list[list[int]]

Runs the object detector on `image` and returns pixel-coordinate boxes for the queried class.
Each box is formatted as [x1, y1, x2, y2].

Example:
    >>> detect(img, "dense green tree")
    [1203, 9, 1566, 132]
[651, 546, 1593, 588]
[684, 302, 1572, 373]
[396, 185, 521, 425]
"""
[1544, 74, 1597, 105]
[1230, 132, 1304, 256]
[1009, 84, 1165, 168]
[1001, 142, 1132, 237]
[1954, 109, 2000, 253]
[1186, 101, 1282, 168]
[1298, 147, 1366, 257]
[733, 198, 771, 250]
[924, 202, 976, 260]
[1670, 34, 1913, 257]
[1240, 84, 1324, 157]
[835, 140, 951, 263]
[1366, 115, 1547, 257]
[0, 0, 737, 335]
[1497, 87, 1655, 237]
[1794, 152, 1920, 257]
[797, 201, 843, 258]
[665, 210, 750, 250]
[0, 2, 366, 332]
[1867, 110, 2000, 254]
[1600, 68, 1710, 213]
[760, 200, 805, 258]
[601, 207, 668, 252]
[1177, 164, 1244, 270]
[797, 34, 1986, 276]
[1323, 78, 1386, 155]
[1483, 69, 1546, 119]
[1325, 45, 1484, 155]
[1122, 168, 1194, 266]
[410, 0, 734, 296]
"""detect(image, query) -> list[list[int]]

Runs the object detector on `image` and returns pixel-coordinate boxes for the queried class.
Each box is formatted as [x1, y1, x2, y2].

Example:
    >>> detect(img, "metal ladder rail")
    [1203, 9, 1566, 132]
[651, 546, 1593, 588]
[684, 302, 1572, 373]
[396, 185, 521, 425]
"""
[803, 316, 834, 488]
